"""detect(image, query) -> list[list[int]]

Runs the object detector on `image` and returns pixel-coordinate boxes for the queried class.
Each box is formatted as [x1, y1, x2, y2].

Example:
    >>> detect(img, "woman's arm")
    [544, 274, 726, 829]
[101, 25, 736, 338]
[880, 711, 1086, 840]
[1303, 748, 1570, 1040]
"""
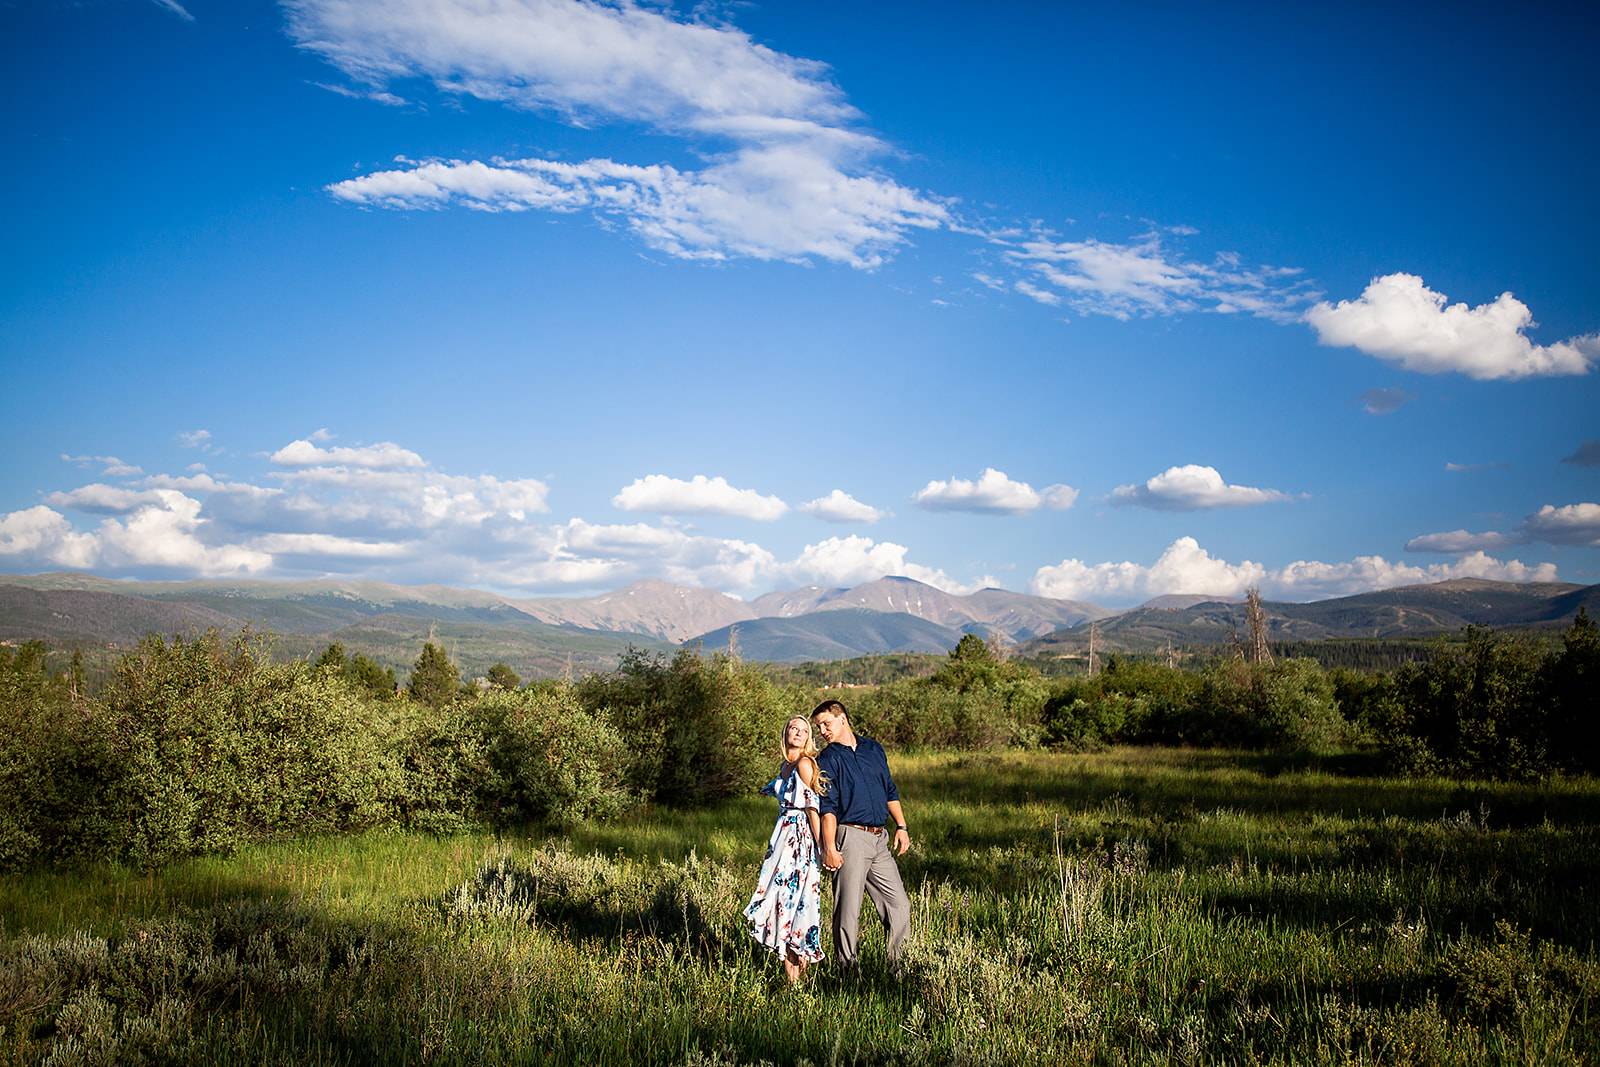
[796, 757, 822, 851]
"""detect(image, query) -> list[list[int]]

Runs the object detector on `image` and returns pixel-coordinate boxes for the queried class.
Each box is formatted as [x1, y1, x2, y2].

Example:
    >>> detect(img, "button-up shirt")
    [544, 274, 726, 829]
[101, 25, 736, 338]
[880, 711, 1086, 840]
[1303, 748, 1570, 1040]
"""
[815, 734, 899, 826]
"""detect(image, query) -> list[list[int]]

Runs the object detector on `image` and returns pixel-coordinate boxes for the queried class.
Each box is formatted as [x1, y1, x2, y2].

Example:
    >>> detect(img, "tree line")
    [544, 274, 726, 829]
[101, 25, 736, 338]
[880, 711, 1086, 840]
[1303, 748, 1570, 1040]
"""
[1, 611, 1593, 872]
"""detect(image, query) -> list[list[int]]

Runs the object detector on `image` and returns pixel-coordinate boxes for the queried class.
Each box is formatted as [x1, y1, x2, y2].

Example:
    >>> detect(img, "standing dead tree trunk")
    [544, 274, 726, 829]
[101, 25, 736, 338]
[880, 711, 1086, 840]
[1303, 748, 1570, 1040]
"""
[1246, 587, 1273, 665]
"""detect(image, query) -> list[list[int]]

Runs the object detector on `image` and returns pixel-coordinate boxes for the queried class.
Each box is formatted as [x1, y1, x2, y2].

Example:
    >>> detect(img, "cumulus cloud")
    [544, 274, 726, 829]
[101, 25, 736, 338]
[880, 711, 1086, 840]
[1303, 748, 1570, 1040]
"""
[1306, 273, 1599, 380]
[0, 495, 270, 577]
[1032, 535, 1557, 604]
[1407, 501, 1600, 554]
[1359, 388, 1410, 415]
[61, 454, 143, 477]
[999, 231, 1317, 323]
[1110, 465, 1291, 511]
[613, 474, 787, 521]
[270, 438, 426, 469]
[783, 535, 994, 595]
[1521, 503, 1600, 547]
[799, 490, 885, 523]
[295, 0, 948, 268]
[914, 468, 1076, 515]
[0, 506, 98, 569]
[1561, 441, 1600, 468]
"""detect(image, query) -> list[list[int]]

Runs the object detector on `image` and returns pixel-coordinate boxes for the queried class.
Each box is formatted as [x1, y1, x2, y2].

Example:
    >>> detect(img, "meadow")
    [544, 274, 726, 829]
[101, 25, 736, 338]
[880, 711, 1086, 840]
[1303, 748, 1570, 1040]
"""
[3, 747, 1597, 1065]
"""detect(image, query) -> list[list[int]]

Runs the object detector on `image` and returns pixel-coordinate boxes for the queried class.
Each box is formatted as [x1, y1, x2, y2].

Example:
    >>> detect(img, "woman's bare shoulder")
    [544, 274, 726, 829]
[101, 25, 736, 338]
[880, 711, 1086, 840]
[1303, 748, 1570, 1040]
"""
[795, 755, 819, 784]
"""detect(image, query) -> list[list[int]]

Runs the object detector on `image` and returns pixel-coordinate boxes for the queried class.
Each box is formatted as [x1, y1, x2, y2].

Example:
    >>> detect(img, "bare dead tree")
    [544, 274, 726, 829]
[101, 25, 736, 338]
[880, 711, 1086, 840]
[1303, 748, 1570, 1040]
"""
[1245, 586, 1273, 665]
[1087, 621, 1100, 677]
[727, 623, 741, 662]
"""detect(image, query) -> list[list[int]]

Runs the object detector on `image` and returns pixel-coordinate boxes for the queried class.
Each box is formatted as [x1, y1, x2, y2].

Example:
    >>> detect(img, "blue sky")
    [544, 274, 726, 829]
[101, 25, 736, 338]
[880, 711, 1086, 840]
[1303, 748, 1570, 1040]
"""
[1, 0, 1596, 605]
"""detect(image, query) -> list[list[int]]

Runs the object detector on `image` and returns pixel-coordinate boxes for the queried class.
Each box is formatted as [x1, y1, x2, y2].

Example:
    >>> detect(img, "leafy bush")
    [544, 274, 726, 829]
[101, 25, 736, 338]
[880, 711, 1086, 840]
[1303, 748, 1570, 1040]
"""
[97, 633, 394, 867]
[579, 649, 802, 806]
[468, 686, 631, 824]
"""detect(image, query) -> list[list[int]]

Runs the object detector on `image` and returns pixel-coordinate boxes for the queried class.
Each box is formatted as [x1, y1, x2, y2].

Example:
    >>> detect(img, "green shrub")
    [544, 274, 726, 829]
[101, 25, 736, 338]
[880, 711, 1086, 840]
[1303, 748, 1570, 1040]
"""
[579, 649, 800, 806]
[468, 686, 630, 824]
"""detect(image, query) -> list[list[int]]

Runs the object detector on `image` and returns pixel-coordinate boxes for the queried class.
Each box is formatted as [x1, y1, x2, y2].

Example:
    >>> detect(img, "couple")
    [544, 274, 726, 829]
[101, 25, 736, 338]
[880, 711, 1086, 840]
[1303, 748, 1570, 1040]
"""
[743, 699, 911, 983]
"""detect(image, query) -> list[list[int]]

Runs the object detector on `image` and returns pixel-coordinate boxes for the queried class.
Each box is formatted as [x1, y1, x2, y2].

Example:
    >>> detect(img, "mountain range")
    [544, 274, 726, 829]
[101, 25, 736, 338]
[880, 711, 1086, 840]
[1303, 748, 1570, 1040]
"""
[2, 572, 1595, 673]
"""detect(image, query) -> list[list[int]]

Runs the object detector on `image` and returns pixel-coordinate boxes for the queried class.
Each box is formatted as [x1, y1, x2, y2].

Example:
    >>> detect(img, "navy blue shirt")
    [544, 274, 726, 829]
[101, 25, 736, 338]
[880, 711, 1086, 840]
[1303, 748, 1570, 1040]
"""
[815, 734, 900, 826]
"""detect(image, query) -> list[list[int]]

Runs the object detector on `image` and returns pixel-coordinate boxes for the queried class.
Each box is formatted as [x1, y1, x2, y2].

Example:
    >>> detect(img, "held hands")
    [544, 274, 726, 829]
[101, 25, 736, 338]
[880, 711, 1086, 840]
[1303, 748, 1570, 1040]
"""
[821, 846, 844, 871]
[892, 828, 911, 857]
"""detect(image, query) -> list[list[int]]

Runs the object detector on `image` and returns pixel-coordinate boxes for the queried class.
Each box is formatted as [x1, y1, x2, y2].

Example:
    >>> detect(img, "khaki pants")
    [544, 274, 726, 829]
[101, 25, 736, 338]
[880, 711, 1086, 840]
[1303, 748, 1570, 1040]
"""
[831, 825, 910, 965]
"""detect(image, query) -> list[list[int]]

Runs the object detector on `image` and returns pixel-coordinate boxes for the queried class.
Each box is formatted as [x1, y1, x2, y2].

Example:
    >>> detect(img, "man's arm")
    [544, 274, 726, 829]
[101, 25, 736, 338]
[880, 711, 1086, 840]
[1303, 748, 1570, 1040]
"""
[820, 813, 841, 869]
[816, 751, 844, 870]
[881, 744, 909, 856]
[886, 799, 910, 856]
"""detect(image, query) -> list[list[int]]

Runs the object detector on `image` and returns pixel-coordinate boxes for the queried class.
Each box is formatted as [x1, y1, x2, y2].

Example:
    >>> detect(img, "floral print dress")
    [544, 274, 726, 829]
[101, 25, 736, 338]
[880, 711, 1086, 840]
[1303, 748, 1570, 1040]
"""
[743, 762, 824, 963]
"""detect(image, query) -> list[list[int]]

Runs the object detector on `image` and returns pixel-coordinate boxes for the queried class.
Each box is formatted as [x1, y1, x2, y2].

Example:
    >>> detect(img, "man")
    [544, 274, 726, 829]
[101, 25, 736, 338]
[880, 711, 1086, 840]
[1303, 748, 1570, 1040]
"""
[811, 699, 911, 967]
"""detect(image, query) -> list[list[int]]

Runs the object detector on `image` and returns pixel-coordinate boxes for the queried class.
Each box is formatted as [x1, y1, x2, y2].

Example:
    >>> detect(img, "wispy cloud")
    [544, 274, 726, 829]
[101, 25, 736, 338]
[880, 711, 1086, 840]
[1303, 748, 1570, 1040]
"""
[1306, 273, 1599, 380]
[998, 230, 1318, 323]
[293, 0, 948, 268]
[1561, 440, 1600, 467]
[1359, 387, 1410, 415]
[60, 454, 143, 477]
[150, 0, 195, 22]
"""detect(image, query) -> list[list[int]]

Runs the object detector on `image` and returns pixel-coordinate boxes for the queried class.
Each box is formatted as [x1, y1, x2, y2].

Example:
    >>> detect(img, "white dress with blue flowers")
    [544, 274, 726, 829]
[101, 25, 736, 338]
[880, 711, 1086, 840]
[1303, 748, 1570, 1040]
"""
[743, 762, 824, 963]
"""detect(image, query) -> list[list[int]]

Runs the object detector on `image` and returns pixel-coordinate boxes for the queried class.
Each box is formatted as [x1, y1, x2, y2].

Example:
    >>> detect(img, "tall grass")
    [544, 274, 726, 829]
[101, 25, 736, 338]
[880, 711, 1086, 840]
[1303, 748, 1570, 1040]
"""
[3, 748, 1596, 1064]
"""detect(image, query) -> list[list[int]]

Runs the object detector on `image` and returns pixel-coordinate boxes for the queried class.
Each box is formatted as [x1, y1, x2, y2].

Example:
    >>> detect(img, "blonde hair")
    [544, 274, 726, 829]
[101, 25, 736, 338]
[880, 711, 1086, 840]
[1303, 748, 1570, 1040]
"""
[779, 715, 818, 762]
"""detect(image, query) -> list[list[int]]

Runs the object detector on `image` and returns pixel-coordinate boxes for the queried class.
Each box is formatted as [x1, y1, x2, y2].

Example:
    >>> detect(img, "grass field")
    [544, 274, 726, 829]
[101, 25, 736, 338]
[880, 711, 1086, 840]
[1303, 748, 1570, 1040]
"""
[3, 748, 1597, 1064]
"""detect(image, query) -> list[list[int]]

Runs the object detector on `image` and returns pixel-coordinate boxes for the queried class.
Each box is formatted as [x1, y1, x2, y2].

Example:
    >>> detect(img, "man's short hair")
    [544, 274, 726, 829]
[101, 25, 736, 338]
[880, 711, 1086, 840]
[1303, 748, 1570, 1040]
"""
[811, 699, 848, 719]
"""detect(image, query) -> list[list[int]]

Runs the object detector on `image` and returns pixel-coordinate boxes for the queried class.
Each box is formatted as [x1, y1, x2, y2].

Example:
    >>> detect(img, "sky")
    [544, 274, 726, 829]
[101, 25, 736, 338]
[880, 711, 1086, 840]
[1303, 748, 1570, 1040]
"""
[1, 0, 1596, 606]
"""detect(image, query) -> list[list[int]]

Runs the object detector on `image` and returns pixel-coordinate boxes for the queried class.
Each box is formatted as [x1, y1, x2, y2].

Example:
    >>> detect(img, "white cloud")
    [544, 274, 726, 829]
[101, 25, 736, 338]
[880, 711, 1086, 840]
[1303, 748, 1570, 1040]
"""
[1032, 536, 1557, 604]
[784, 535, 993, 595]
[143, 473, 283, 498]
[92, 493, 272, 576]
[308, 428, 335, 442]
[177, 429, 212, 449]
[1407, 502, 1600, 554]
[1014, 280, 1061, 306]
[613, 474, 787, 521]
[1521, 502, 1600, 547]
[295, 0, 948, 268]
[250, 533, 412, 559]
[800, 490, 885, 523]
[0, 506, 98, 568]
[270, 438, 426, 469]
[545, 518, 777, 590]
[61, 454, 143, 478]
[1110, 464, 1291, 511]
[45, 484, 172, 514]
[914, 468, 1076, 515]
[1000, 231, 1317, 323]
[1405, 530, 1515, 553]
[971, 272, 1005, 291]
[1305, 273, 1599, 380]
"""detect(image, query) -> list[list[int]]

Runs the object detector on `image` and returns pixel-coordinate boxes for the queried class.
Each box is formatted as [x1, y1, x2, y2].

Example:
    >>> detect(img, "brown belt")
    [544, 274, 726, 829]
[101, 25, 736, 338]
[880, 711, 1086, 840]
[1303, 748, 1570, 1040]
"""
[843, 823, 883, 835]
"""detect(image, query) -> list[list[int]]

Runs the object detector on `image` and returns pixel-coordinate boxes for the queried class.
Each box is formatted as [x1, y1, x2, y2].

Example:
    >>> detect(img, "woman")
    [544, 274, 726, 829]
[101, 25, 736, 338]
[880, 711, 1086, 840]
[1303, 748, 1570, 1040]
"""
[743, 715, 825, 982]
